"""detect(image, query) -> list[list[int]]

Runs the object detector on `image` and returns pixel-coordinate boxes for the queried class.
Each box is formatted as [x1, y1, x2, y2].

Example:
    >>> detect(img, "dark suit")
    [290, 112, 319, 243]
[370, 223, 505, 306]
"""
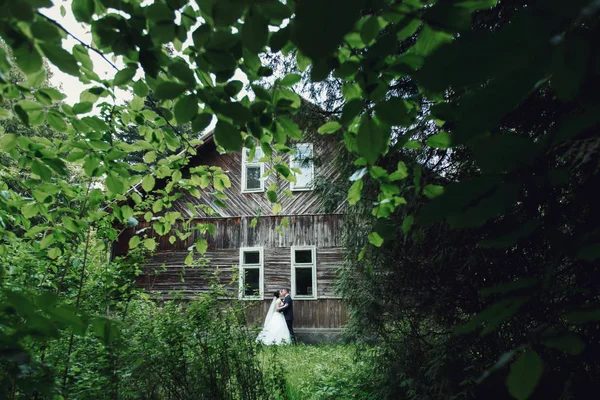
[280, 294, 295, 342]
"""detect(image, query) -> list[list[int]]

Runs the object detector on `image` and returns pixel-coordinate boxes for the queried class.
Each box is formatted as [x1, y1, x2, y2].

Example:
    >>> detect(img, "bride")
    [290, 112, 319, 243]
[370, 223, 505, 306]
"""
[256, 291, 291, 345]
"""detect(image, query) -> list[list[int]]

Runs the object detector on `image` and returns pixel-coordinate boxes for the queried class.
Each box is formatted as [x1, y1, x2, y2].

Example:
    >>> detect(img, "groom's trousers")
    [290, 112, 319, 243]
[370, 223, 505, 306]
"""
[285, 319, 296, 343]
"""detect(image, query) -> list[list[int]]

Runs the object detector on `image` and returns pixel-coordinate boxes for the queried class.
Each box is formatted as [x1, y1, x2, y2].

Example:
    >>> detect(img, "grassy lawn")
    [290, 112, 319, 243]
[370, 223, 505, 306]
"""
[259, 344, 381, 400]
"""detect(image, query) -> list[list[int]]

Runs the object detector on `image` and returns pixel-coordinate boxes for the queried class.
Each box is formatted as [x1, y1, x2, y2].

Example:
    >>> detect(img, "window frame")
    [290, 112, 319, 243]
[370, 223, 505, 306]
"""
[239, 247, 264, 300]
[290, 245, 317, 300]
[241, 147, 265, 193]
[290, 143, 314, 191]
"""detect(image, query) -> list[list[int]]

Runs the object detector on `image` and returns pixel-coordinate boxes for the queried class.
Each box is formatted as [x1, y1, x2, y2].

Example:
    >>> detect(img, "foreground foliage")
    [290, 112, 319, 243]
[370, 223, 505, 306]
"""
[1, 0, 599, 399]
[260, 344, 382, 400]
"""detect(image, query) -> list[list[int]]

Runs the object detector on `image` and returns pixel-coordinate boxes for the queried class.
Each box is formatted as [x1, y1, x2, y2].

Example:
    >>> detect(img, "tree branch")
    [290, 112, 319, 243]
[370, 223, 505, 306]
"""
[37, 11, 120, 72]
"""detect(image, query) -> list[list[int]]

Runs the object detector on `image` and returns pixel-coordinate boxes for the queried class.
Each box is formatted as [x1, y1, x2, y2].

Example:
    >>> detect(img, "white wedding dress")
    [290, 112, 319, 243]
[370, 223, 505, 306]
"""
[256, 297, 291, 345]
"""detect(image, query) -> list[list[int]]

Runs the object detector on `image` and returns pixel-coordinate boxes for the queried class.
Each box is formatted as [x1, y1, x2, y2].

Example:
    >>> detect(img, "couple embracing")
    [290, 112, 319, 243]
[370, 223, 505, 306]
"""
[256, 288, 295, 345]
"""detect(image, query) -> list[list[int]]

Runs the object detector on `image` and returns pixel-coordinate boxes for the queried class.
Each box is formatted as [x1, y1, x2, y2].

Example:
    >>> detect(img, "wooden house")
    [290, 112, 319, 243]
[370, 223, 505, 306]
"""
[112, 104, 347, 341]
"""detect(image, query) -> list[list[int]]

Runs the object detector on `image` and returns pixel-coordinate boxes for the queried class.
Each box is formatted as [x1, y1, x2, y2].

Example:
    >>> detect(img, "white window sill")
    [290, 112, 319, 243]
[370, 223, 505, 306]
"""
[241, 188, 265, 194]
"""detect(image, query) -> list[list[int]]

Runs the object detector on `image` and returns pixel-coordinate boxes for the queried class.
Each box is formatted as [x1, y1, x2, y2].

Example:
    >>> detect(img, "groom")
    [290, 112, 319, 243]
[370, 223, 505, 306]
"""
[278, 288, 295, 343]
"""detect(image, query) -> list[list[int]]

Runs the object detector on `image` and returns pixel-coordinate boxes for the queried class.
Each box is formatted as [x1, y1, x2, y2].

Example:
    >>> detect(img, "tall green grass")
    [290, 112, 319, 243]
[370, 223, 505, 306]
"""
[258, 344, 382, 400]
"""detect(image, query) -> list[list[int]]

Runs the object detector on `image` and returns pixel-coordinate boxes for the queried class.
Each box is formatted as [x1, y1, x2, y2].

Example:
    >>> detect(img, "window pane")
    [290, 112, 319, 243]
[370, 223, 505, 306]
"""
[244, 251, 260, 264]
[295, 144, 312, 160]
[243, 268, 260, 296]
[295, 249, 313, 264]
[245, 166, 261, 190]
[292, 144, 313, 189]
[292, 162, 313, 189]
[295, 268, 313, 296]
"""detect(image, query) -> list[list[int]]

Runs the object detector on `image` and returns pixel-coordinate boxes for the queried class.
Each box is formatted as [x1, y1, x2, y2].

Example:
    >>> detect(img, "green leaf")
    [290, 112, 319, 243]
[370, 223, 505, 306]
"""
[252, 84, 271, 101]
[360, 15, 383, 45]
[39, 43, 79, 77]
[297, 51, 311, 72]
[195, 238, 208, 254]
[192, 113, 213, 132]
[427, 131, 452, 149]
[368, 232, 384, 247]
[14, 42, 43, 75]
[46, 111, 68, 132]
[278, 116, 302, 139]
[0, 109, 13, 120]
[72, 0, 94, 23]
[214, 120, 243, 151]
[174, 94, 199, 124]
[242, 7, 269, 53]
[402, 215, 414, 234]
[318, 121, 342, 134]
[348, 179, 363, 206]
[543, 335, 585, 355]
[39, 88, 66, 101]
[40, 234, 55, 250]
[113, 67, 137, 86]
[143, 238, 156, 251]
[154, 81, 187, 100]
[356, 116, 388, 165]
[142, 175, 155, 192]
[404, 140, 421, 150]
[293, 0, 364, 61]
[17, 100, 43, 112]
[143, 151, 157, 164]
[31, 160, 52, 181]
[106, 173, 125, 195]
[455, 297, 527, 336]
[279, 73, 302, 87]
[414, 25, 453, 57]
[133, 80, 149, 97]
[22, 203, 39, 219]
[375, 97, 412, 126]
[82, 116, 109, 132]
[30, 20, 61, 42]
[215, 102, 254, 124]
[225, 80, 244, 97]
[0, 134, 18, 152]
[267, 190, 277, 203]
[73, 102, 93, 114]
[423, 184, 444, 199]
[49, 305, 86, 335]
[129, 235, 141, 249]
[507, 350, 543, 400]
[47, 247, 62, 259]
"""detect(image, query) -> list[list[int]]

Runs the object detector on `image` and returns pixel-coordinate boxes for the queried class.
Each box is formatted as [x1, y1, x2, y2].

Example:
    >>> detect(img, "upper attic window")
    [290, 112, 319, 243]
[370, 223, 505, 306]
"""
[290, 143, 314, 191]
[242, 147, 264, 193]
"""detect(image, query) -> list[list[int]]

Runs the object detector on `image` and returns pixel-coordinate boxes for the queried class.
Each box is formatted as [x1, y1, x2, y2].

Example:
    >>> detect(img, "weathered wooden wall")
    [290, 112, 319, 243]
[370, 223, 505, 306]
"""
[169, 128, 344, 219]
[245, 298, 347, 330]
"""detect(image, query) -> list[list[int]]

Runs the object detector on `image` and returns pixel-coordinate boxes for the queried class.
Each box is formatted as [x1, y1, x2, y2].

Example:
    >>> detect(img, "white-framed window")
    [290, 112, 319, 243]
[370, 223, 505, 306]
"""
[239, 247, 264, 300]
[241, 147, 264, 193]
[291, 246, 317, 299]
[290, 143, 314, 191]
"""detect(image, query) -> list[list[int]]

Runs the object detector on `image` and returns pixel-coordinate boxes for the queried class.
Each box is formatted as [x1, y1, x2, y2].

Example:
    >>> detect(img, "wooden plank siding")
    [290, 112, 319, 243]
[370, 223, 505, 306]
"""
[245, 298, 347, 330]
[168, 130, 345, 220]
[121, 215, 346, 330]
